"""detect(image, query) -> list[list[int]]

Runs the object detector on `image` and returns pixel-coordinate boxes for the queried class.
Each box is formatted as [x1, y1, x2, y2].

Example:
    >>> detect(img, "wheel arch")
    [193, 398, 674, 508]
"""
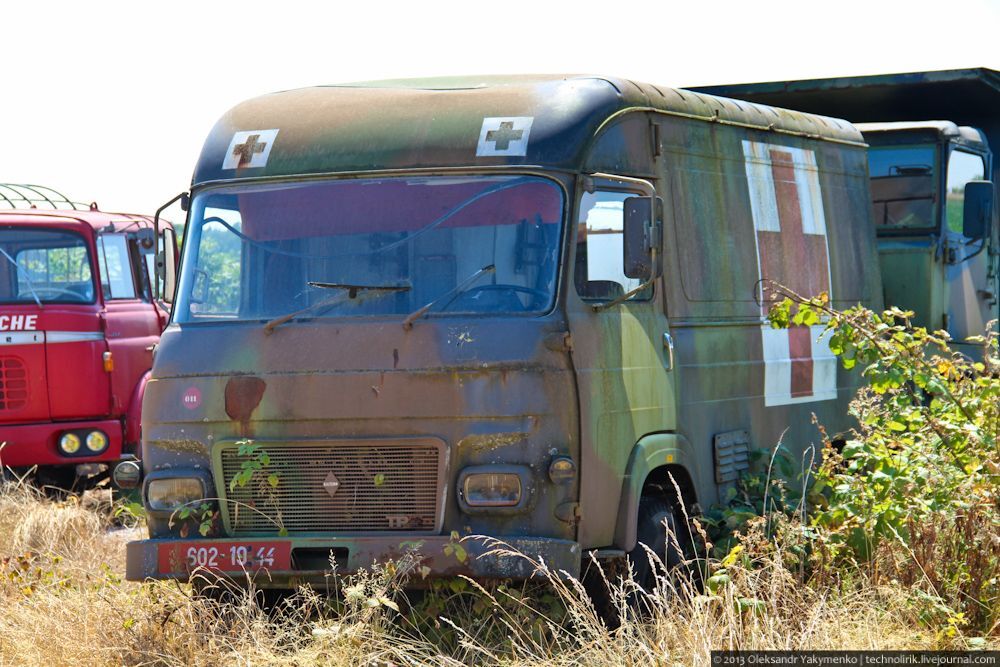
[124, 370, 151, 451]
[614, 432, 705, 552]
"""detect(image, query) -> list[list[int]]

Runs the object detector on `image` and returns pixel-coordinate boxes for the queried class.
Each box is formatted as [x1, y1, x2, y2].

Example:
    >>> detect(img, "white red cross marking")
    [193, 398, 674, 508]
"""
[743, 140, 837, 407]
[222, 129, 279, 170]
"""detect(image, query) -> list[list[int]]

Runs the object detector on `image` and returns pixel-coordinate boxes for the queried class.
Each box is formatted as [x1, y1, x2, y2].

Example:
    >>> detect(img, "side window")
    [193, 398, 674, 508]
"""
[574, 190, 648, 301]
[945, 150, 987, 234]
[97, 234, 137, 299]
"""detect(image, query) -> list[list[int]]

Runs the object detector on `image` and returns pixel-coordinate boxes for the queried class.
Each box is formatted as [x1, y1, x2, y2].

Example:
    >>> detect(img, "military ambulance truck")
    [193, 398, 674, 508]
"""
[696, 70, 1000, 357]
[123, 76, 882, 586]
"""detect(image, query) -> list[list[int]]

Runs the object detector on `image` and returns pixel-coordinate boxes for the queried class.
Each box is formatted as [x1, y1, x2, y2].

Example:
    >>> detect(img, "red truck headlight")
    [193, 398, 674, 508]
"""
[59, 433, 81, 455]
[85, 431, 108, 453]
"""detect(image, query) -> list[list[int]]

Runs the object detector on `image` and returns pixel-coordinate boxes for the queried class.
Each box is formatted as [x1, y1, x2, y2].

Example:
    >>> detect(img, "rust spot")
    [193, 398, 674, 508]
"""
[225, 376, 266, 436]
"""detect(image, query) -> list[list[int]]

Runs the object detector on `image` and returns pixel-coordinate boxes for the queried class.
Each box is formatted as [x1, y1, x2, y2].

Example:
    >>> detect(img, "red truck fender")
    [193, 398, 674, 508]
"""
[125, 371, 151, 455]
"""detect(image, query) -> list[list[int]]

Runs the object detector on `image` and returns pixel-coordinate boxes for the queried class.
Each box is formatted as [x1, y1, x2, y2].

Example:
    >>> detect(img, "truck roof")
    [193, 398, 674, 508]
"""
[0, 208, 164, 234]
[193, 74, 864, 186]
[689, 68, 1000, 142]
[855, 121, 988, 148]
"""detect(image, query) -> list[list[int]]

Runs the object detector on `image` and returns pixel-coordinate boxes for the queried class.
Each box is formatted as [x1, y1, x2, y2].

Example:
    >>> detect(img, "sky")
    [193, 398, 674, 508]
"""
[2, 0, 998, 220]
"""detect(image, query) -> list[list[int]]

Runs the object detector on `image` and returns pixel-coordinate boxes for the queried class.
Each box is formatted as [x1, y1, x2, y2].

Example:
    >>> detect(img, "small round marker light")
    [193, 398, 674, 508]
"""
[112, 460, 142, 489]
[59, 433, 81, 455]
[85, 431, 108, 453]
[548, 456, 576, 484]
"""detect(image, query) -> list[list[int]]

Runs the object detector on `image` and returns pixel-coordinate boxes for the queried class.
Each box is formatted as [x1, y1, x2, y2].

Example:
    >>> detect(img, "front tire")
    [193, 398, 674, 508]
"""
[629, 495, 695, 596]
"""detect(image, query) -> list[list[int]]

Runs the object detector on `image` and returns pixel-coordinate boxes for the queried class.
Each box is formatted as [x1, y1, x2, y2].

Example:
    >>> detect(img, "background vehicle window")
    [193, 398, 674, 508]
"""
[945, 150, 987, 234]
[1, 229, 94, 303]
[867, 145, 937, 230]
[97, 234, 137, 299]
[188, 210, 243, 316]
[574, 190, 648, 301]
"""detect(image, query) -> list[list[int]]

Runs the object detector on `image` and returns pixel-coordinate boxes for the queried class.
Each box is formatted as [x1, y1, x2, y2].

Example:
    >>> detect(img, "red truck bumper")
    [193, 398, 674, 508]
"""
[0, 419, 123, 467]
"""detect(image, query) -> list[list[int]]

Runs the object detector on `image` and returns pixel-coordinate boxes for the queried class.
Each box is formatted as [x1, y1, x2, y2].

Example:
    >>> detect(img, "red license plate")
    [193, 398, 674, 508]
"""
[157, 541, 292, 575]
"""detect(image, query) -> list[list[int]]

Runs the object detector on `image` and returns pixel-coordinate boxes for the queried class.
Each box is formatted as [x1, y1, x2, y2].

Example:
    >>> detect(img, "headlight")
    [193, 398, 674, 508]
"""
[462, 472, 522, 507]
[85, 431, 108, 453]
[59, 433, 81, 455]
[146, 478, 204, 511]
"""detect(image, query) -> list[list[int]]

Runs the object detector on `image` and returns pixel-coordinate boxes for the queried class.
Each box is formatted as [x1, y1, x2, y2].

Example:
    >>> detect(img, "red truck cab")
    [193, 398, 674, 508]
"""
[0, 185, 177, 491]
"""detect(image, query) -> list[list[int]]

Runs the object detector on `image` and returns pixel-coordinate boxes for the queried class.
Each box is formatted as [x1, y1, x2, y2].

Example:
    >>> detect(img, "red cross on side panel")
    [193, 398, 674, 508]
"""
[744, 140, 835, 407]
[755, 149, 831, 398]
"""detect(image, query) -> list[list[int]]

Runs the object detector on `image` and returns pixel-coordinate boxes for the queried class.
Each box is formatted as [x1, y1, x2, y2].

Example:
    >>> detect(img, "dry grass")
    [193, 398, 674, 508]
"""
[0, 483, 984, 666]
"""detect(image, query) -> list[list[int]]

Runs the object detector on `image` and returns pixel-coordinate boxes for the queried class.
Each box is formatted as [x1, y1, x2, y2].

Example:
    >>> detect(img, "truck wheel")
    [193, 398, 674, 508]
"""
[629, 495, 694, 596]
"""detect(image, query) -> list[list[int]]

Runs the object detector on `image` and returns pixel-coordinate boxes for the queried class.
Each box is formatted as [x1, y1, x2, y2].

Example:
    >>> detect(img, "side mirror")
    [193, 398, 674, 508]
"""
[963, 180, 994, 239]
[623, 196, 663, 280]
[162, 230, 178, 304]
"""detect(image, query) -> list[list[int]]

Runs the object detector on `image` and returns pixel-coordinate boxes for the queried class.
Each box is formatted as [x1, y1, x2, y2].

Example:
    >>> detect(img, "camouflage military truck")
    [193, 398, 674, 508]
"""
[122, 76, 882, 587]
[857, 121, 995, 358]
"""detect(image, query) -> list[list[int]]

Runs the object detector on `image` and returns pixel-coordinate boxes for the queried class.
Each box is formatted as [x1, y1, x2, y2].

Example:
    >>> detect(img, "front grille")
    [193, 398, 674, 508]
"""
[0, 357, 28, 410]
[220, 440, 442, 535]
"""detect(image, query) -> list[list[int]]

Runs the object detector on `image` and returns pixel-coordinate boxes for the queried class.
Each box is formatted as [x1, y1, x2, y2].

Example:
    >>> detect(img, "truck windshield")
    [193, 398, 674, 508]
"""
[0, 228, 95, 304]
[175, 175, 564, 323]
[867, 145, 938, 231]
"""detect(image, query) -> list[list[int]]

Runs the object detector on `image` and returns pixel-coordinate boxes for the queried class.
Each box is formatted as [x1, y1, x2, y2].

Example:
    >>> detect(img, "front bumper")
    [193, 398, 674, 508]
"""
[126, 535, 581, 586]
[0, 419, 123, 467]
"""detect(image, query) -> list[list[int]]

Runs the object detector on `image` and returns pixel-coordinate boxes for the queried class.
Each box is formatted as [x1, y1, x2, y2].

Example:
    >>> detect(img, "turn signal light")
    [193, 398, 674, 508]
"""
[548, 456, 576, 483]
[103, 351, 114, 372]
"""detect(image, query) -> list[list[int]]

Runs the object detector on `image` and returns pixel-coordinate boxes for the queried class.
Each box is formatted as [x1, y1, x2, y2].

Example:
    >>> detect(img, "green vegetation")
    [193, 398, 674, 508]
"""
[0, 291, 995, 663]
[756, 284, 999, 635]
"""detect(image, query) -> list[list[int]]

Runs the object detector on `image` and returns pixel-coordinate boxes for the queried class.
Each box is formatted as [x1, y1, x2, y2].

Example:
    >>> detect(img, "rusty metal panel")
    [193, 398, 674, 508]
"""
[713, 430, 750, 484]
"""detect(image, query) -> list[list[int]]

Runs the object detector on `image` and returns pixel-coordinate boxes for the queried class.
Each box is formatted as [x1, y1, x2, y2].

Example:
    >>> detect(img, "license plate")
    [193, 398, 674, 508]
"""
[157, 541, 292, 575]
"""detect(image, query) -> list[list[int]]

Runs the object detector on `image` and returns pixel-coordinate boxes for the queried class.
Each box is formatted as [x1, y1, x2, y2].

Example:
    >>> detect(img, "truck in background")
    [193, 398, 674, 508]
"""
[694, 69, 999, 357]
[0, 184, 178, 492]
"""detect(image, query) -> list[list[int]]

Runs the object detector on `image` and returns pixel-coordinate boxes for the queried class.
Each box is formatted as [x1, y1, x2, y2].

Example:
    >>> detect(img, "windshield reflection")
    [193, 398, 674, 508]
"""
[175, 176, 564, 323]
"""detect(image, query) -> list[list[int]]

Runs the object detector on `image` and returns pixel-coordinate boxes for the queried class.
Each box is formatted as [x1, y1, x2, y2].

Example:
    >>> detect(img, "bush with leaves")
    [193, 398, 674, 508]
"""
[725, 283, 1000, 635]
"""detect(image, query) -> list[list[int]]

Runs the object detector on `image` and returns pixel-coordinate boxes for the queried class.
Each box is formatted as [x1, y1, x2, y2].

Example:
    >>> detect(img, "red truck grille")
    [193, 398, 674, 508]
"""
[219, 440, 443, 535]
[0, 357, 28, 410]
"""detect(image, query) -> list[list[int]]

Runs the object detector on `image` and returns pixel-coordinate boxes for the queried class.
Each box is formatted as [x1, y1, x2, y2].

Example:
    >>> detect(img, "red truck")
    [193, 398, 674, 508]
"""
[0, 184, 178, 492]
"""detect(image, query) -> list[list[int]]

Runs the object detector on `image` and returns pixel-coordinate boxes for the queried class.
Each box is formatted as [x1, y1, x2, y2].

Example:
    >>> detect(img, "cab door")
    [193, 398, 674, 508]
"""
[566, 174, 676, 549]
[97, 233, 159, 416]
[942, 147, 997, 349]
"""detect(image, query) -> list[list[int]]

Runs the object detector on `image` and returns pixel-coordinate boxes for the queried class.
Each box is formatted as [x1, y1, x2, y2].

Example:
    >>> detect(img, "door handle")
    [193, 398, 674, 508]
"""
[662, 332, 674, 371]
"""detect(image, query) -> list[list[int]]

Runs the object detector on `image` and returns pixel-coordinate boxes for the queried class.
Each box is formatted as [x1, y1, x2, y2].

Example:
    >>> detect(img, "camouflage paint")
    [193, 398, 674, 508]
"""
[128, 76, 880, 583]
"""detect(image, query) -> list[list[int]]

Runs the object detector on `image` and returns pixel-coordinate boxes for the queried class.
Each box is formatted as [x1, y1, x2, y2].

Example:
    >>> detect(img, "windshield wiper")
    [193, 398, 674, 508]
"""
[0, 248, 42, 308]
[264, 282, 411, 334]
[402, 264, 495, 331]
